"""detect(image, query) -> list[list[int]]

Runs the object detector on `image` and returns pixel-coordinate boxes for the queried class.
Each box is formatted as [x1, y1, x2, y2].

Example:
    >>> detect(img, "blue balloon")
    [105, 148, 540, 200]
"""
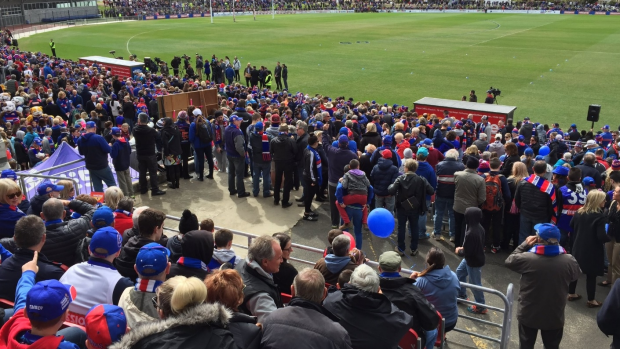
[539, 145, 550, 156]
[368, 208, 395, 238]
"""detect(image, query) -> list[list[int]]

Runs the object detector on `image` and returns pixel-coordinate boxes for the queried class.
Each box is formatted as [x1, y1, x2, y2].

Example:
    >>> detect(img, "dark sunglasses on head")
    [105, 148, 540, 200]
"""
[6, 191, 21, 199]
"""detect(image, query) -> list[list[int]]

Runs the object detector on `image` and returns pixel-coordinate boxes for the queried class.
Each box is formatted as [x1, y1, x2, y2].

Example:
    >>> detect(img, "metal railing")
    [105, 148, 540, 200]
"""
[164, 213, 514, 348]
[14, 158, 90, 200]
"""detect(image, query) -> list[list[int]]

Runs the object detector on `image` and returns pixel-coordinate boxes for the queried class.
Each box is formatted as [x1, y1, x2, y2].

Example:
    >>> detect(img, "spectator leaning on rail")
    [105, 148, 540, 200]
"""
[505, 223, 580, 349]
[323, 264, 412, 349]
[261, 268, 353, 349]
[77, 120, 117, 193]
[235, 234, 284, 322]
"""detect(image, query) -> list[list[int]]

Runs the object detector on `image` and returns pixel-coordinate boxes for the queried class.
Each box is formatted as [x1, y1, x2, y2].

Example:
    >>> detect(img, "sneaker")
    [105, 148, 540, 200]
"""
[410, 249, 418, 256]
[434, 234, 445, 241]
[491, 246, 501, 254]
[450, 236, 455, 242]
[419, 233, 430, 240]
[467, 305, 488, 314]
[394, 247, 405, 256]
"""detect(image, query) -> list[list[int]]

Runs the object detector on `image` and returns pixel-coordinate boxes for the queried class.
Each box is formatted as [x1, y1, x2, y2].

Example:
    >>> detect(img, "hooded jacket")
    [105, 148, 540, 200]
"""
[414, 265, 460, 328]
[460, 207, 486, 268]
[161, 123, 182, 157]
[166, 235, 183, 263]
[323, 284, 412, 349]
[77, 132, 110, 170]
[168, 230, 214, 280]
[109, 303, 236, 349]
[371, 157, 400, 196]
[117, 285, 159, 328]
[322, 132, 358, 186]
[314, 255, 358, 286]
[26, 194, 49, 218]
[110, 137, 131, 171]
[342, 169, 370, 195]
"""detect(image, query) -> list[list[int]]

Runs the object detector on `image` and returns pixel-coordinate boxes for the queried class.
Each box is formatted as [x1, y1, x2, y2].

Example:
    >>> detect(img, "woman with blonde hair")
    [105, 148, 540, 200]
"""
[111, 276, 236, 349]
[501, 162, 529, 251]
[57, 179, 75, 200]
[462, 145, 479, 166]
[205, 270, 262, 349]
[104, 186, 124, 210]
[568, 190, 609, 307]
[0, 178, 26, 238]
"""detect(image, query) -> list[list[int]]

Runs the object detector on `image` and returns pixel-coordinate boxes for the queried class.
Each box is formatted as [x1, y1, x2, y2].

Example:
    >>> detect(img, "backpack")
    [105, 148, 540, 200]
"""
[482, 174, 503, 211]
[197, 121, 213, 144]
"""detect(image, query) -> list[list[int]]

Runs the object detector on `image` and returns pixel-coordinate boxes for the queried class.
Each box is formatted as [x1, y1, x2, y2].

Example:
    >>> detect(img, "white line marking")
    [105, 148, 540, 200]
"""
[470, 20, 560, 47]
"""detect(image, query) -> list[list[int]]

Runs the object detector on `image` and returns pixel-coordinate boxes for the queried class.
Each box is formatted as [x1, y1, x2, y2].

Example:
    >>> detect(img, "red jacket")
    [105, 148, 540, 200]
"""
[396, 140, 410, 159]
[0, 309, 64, 349]
[114, 211, 133, 235]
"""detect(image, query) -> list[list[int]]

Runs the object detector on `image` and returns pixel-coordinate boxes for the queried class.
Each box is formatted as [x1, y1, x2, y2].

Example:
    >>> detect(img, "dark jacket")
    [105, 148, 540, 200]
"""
[570, 211, 609, 276]
[515, 177, 555, 222]
[303, 147, 320, 185]
[314, 255, 358, 286]
[161, 125, 182, 157]
[42, 200, 95, 266]
[501, 155, 521, 177]
[249, 131, 272, 164]
[460, 207, 486, 268]
[387, 173, 435, 212]
[296, 132, 309, 163]
[115, 236, 168, 281]
[235, 258, 284, 317]
[229, 312, 261, 349]
[379, 275, 439, 342]
[110, 137, 131, 171]
[0, 248, 64, 301]
[77, 132, 111, 170]
[133, 124, 158, 156]
[576, 163, 603, 188]
[322, 132, 358, 186]
[224, 124, 245, 158]
[168, 229, 214, 281]
[435, 158, 465, 199]
[270, 134, 296, 162]
[261, 297, 352, 349]
[597, 279, 620, 349]
[26, 194, 49, 217]
[272, 259, 298, 295]
[371, 157, 399, 196]
[358, 131, 382, 152]
[0, 203, 26, 238]
[108, 303, 236, 349]
[323, 284, 412, 349]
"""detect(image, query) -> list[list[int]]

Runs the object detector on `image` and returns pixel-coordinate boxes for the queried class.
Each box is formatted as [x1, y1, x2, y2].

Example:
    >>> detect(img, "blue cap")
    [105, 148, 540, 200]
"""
[86, 121, 97, 129]
[518, 135, 524, 141]
[111, 127, 121, 136]
[534, 223, 561, 242]
[583, 176, 595, 186]
[230, 115, 242, 122]
[26, 280, 76, 322]
[92, 206, 115, 229]
[316, 121, 324, 129]
[524, 148, 534, 156]
[85, 304, 127, 348]
[552, 166, 569, 176]
[382, 135, 392, 145]
[571, 124, 577, 128]
[338, 135, 349, 146]
[37, 180, 64, 196]
[422, 138, 432, 146]
[499, 155, 506, 161]
[339, 127, 349, 135]
[417, 147, 429, 157]
[535, 155, 544, 160]
[89, 226, 122, 257]
[254, 122, 263, 131]
[1, 169, 17, 181]
[136, 243, 170, 277]
[603, 125, 610, 130]
[33, 138, 42, 146]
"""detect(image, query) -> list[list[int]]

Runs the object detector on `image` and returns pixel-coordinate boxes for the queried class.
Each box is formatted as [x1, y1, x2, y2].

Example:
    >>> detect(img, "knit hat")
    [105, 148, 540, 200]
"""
[338, 135, 349, 147]
[85, 305, 127, 348]
[254, 122, 264, 131]
[177, 111, 188, 119]
[466, 156, 479, 169]
[403, 148, 413, 159]
[612, 160, 620, 170]
[178, 209, 198, 234]
[381, 149, 392, 159]
[417, 147, 429, 158]
[477, 161, 490, 173]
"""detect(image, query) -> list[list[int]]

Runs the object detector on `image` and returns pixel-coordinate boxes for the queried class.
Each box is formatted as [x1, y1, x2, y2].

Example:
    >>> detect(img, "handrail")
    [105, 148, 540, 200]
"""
[30, 158, 85, 174]
[15, 173, 81, 200]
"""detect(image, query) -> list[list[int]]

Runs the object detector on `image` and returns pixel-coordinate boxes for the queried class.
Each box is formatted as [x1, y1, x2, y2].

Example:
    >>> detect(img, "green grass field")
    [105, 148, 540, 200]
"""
[19, 13, 620, 128]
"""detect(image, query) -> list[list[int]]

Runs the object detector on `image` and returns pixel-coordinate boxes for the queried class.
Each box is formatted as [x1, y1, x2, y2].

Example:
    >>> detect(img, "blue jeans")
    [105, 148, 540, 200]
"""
[397, 207, 420, 252]
[456, 259, 485, 306]
[228, 156, 246, 194]
[425, 329, 438, 349]
[345, 206, 363, 249]
[433, 196, 455, 237]
[375, 195, 395, 214]
[418, 199, 431, 237]
[519, 215, 547, 245]
[89, 167, 116, 192]
[252, 162, 271, 197]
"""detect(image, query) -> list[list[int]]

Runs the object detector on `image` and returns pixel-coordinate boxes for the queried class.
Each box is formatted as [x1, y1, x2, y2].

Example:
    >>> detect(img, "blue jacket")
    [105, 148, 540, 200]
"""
[78, 132, 111, 170]
[189, 121, 213, 149]
[225, 67, 235, 80]
[110, 137, 131, 171]
[416, 161, 437, 200]
[176, 119, 190, 144]
[415, 266, 460, 328]
[435, 158, 465, 199]
[224, 124, 244, 158]
[0, 204, 26, 238]
[335, 182, 374, 206]
[371, 157, 399, 196]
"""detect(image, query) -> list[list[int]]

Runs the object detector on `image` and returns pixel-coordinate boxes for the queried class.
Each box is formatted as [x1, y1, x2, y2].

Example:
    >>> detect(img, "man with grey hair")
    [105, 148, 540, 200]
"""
[473, 132, 489, 154]
[505, 223, 580, 349]
[434, 148, 465, 242]
[236, 235, 284, 322]
[133, 112, 165, 196]
[576, 152, 602, 188]
[261, 268, 352, 349]
[488, 134, 505, 156]
[324, 264, 412, 349]
[314, 234, 358, 285]
[40, 198, 96, 266]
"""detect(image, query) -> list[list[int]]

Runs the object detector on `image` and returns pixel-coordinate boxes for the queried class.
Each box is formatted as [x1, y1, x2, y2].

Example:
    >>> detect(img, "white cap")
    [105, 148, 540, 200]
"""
[193, 109, 202, 116]
[586, 139, 597, 147]
[555, 134, 563, 140]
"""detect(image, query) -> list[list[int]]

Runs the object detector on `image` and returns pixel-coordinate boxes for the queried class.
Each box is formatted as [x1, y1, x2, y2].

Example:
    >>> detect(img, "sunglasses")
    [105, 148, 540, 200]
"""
[6, 191, 21, 199]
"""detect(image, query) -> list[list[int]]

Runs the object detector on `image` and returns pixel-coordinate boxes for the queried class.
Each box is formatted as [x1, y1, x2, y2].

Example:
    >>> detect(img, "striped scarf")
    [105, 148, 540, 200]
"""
[177, 256, 209, 271]
[135, 278, 163, 293]
[307, 145, 322, 186]
[528, 245, 566, 256]
[526, 174, 558, 224]
[259, 131, 271, 161]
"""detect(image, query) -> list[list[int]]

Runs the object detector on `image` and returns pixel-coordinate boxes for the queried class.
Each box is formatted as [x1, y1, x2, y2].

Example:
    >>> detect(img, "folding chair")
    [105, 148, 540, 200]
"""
[435, 311, 445, 348]
[399, 328, 422, 349]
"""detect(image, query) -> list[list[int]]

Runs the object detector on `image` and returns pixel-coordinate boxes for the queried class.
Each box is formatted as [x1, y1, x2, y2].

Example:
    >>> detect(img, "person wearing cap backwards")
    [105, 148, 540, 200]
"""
[224, 114, 250, 198]
[505, 223, 580, 349]
[377, 251, 440, 349]
[77, 120, 117, 193]
[27, 179, 63, 217]
[60, 226, 133, 326]
[109, 127, 133, 198]
[27, 137, 47, 167]
[133, 113, 165, 196]
[118, 243, 170, 328]
[84, 304, 127, 349]
[0, 247, 87, 349]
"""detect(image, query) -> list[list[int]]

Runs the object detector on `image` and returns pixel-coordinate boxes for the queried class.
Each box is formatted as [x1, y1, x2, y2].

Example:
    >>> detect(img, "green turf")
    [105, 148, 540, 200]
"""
[19, 13, 620, 128]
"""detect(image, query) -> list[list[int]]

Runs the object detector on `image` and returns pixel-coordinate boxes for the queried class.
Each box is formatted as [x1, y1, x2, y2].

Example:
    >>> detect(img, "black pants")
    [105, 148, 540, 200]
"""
[166, 164, 180, 187]
[482, 209, 503, 247]
[454, 211, 466, 247]
[51, 48, 56, 56]
[329, 184, 339, 227]
[518, 323, 563, 349]
[138, 154, 159, 192]
[245, 77, 251, 87]
[501, 213, 520, 250]
[195, 145, 214, 178]
[173, 68, 179, 76]
[234, 69, 240, 81]
[275, 76, 282, 90]
[304, 183, 319, 213]
[274, 161, 294, 204]
[180, 142, 191, 178]
[569, 273, 597, 301]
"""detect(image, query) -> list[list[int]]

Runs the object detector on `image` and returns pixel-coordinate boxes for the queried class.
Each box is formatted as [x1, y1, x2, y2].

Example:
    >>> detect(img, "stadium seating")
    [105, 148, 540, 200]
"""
[398, 328, 422, 349]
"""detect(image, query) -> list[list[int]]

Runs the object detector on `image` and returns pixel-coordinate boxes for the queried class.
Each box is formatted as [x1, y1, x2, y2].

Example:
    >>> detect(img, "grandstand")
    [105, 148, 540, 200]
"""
[0, 0, 98, 27]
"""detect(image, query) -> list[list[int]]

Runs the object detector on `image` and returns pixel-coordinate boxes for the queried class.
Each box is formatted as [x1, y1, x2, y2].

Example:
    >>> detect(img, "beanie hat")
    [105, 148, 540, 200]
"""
[466, 156, 479, 169]
[178, 209, 198, 234]
[477, 161, 490, 173]
[381, 149, 392, 159]
[403, 148, 413, 159]
[612, 160, 620, 170]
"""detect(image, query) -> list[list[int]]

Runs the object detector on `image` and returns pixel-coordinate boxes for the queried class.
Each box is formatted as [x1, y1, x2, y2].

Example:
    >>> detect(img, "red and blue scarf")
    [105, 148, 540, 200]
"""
[135, 278, 163, 293]
[177, 257, 209, 271]
[257, 130, 271, 161]
[526, 174, 558, 224]
[528, 245, 566, 256]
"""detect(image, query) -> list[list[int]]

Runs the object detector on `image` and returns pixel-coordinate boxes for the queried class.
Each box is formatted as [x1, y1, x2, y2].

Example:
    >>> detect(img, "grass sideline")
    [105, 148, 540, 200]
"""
[19, 13, 620, 129]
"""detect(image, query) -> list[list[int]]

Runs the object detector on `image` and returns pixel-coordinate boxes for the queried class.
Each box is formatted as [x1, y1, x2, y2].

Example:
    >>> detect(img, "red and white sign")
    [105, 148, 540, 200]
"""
[78, 56, 144, 79]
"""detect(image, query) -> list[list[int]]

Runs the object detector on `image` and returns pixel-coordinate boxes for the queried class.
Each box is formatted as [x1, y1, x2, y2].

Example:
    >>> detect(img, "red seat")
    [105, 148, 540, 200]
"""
[280, 292, 292, 305]
[435, 310, 445, 348]
[399, 328, 422, 349]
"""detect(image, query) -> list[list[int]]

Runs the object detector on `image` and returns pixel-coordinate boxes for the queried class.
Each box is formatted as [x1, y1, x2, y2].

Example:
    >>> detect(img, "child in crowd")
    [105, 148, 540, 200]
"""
[323, 229, 343, 257]
[200, 218, 215, 232]
[337, 159, 371, 230]
[208, 228, 239, 269]
[110, 127, 134, 198]
[84, 304, 128, 349]
[167, 209, 198, 263]
[455, 207, 487, 314]
[113, 197, 134, 234]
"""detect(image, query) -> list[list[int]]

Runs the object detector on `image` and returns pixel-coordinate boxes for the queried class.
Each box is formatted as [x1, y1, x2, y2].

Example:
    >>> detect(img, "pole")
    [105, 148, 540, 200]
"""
[210, 0, 213, 23]
[271, 0, 274, 19]
[253, 0, 255, 20]
[232, 0, 235, 22]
